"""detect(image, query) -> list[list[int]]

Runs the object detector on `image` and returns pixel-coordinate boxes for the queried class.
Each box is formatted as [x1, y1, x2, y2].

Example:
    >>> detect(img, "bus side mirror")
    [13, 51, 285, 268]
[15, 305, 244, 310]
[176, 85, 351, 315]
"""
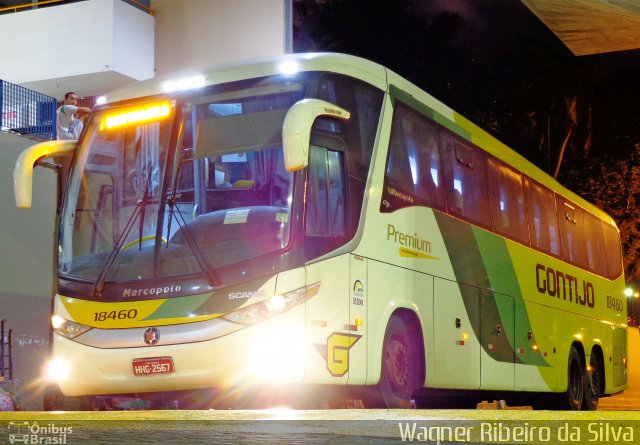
[282, 99, 350, 172]
[14, 140, 77, 208]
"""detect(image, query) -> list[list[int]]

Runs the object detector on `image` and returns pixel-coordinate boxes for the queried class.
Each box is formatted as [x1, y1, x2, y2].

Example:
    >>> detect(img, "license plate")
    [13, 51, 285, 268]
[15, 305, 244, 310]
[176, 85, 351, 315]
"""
[132, 357, 174, 376]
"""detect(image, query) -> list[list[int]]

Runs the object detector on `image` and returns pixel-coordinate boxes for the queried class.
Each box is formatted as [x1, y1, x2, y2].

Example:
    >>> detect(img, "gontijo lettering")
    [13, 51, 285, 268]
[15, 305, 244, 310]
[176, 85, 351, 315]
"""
[535, 263, 595, 308]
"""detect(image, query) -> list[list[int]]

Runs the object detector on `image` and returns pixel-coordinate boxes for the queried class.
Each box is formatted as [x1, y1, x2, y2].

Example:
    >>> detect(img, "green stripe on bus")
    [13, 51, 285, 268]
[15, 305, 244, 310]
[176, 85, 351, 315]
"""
[435, 212, 550, 367]
[472, 228, 550, 367]
[141, 293, 211, 320]
[472, 228, 521, 297]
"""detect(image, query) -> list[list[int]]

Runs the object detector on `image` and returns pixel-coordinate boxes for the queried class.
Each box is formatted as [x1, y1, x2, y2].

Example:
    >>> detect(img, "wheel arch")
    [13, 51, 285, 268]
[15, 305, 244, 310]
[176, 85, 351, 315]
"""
[370, 306, 426, 388]
[557, 341, 585, 392]
[571, 341, 586, 363]
[588, 344, 605, 394]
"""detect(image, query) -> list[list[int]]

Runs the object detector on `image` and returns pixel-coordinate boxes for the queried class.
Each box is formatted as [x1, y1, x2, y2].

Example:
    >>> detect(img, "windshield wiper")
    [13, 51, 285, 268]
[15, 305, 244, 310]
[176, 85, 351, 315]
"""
[137, 169, 153, 250]
[90, 170, 154, 298]
[164, 160, 219, 287]
[165, 195, 218, 287]
[90, 203, 141, 298]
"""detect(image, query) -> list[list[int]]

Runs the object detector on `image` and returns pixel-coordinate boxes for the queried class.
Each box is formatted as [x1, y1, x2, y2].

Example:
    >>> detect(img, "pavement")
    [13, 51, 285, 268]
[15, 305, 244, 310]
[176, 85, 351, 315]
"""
[1, 408, 640, 444]
[0, 328, 637, 444]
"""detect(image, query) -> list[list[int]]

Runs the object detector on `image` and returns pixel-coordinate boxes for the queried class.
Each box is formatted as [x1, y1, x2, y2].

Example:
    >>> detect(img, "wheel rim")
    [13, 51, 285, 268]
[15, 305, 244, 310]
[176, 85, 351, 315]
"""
[587, 357, 601, 402]
[375, 316, 421, 408]
[385, 336, 409, 394]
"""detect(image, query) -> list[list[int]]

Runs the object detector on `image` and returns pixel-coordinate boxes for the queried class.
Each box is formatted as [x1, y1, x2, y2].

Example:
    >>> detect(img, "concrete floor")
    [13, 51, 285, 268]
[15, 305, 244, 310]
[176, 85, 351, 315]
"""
[1, 408, 639, 444]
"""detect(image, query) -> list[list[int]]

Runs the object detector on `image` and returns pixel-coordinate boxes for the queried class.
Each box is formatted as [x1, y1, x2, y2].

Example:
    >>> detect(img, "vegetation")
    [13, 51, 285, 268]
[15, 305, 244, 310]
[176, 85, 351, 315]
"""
[294, 0, 640, 284]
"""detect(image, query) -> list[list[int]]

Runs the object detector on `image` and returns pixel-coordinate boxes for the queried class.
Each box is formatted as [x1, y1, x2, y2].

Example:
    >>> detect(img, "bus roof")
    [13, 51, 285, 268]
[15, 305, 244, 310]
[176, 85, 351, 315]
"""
[102, 52, 388, 104]
[101, 52, 615, 226]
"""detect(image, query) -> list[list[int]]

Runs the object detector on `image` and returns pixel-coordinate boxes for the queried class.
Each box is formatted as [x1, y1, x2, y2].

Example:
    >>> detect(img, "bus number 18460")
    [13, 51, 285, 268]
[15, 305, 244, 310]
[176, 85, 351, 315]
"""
[94, 309, 138, 322]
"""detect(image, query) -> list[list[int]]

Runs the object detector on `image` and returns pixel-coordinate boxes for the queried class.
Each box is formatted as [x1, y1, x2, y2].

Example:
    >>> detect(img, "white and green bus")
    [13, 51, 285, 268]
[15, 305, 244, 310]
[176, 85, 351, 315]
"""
[15, 53, 627, 410]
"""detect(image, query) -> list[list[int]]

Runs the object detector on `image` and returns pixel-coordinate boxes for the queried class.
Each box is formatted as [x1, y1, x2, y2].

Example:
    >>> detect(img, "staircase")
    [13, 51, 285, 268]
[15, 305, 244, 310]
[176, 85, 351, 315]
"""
[0, 319, 12, 384]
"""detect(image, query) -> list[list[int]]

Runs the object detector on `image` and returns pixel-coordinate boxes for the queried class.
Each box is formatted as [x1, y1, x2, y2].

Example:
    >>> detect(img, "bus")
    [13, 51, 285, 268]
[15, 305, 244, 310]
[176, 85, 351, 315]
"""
[14, 53, 627, 410]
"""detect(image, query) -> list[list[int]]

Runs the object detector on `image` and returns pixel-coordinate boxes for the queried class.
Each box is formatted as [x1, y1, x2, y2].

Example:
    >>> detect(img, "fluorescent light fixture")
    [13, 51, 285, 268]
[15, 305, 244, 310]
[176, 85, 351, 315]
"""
[279, 61, 299, 75]
[163, 75, 206, 92]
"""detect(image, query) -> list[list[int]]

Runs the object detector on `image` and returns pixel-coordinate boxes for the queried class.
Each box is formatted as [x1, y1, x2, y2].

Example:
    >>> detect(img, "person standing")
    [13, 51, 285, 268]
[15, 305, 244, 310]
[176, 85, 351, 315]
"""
[56, 92, 91, 140]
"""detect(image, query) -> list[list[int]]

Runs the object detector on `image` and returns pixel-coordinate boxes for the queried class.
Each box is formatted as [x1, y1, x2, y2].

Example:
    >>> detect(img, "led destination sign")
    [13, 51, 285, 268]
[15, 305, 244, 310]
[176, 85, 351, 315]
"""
[100, 101, 171, 130]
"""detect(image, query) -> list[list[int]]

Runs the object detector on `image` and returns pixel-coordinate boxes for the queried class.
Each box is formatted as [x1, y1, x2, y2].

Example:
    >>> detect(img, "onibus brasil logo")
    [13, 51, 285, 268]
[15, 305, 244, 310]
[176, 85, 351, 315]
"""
[8, 421, 73, 444]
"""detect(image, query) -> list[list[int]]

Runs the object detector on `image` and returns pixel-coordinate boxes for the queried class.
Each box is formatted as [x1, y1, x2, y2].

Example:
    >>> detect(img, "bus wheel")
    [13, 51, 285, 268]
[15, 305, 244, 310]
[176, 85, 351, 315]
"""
[565, 346, 584, 410]
[583, 353, 602, 411]
[376, 315, 420, 408]
[43, 385, 65, 411]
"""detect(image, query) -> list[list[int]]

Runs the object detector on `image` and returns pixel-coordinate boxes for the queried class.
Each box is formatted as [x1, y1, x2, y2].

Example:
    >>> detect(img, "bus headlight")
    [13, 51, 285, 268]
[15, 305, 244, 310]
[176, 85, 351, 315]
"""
[221, 283, 320, 325]
[51, 315, 92, 339]
[43, 358, 71, 382]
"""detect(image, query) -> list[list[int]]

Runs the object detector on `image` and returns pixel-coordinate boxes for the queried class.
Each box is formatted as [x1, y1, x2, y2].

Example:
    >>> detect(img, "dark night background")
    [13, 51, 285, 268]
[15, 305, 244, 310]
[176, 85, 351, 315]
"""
[293, 0, 640, 294]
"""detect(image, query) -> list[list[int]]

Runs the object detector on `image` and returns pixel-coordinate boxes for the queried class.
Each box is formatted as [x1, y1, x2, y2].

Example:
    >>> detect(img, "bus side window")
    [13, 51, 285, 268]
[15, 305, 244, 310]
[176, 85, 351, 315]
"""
[441, 132, 491, 228]
[305, 145, 347, 260]
[524, 179, 561, 257]
[558, 199, 588, 268]
[383, 102, 445, 210]
[385, 106, 413, 196]
[584, 212, 607, 276]
[487, 157, 529, 243]
[602, 222, 623, 279]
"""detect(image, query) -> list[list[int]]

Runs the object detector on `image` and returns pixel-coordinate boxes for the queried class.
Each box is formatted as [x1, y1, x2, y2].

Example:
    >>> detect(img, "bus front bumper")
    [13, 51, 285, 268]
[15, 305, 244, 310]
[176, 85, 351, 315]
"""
[47, 309, 307, 397]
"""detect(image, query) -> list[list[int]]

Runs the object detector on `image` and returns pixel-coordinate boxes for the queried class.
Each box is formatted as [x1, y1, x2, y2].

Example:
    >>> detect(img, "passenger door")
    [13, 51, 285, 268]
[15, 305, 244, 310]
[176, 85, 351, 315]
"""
[303, 143, 353, 384]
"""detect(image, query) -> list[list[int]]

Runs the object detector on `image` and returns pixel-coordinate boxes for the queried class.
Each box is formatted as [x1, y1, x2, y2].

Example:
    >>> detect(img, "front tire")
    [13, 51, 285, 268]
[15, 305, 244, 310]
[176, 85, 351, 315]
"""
[373, 315, 421, 408]
[43, 385, 65, 411]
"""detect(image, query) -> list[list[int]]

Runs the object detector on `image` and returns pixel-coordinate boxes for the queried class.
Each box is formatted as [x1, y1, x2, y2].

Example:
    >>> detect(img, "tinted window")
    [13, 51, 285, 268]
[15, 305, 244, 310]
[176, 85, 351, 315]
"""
[306, 146, 346, 237]
[304, 145, 347, 261]
[558, 199, 588, 268]
[525, 179, 561, 257]
[583, 213, 607, 275]
[602, 223, 623, 279]
[487, 158, 528, 243]
[441, 132, 491, 227]
[384, 103, 445, 211]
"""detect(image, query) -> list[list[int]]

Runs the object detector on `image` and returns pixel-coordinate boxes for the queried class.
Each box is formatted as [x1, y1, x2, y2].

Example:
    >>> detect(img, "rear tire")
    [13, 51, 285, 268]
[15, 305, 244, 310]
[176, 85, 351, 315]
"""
[565, 346, 584, 410]
[583, 352, 602, 411]
[43, 385, 65, 411]
[532, 346, 584, 410]
[371, 315, 421, 408]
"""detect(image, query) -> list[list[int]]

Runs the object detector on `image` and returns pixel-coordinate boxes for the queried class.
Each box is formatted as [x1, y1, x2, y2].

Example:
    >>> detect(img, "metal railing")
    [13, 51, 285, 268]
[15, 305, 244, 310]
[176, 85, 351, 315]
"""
[0, 0, 154, 15]
[0, 0, 66, 14]
[0, 80, 58, 140]
[0, 320, 13, 383]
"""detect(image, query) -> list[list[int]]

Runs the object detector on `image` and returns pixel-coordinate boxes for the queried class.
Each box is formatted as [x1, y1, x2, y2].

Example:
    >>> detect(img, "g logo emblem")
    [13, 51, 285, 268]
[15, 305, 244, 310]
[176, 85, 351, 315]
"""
[326, 332, 361, 377]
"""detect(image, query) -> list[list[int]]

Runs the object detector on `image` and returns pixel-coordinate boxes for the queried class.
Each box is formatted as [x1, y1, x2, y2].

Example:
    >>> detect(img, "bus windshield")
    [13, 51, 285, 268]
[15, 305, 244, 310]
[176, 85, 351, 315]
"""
[59, 81, 302, 293]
